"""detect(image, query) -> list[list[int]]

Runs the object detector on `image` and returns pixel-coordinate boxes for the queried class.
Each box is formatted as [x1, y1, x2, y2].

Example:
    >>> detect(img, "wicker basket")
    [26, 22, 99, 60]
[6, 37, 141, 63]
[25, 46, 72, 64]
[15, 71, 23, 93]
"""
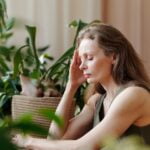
[12, 95, 61, 137]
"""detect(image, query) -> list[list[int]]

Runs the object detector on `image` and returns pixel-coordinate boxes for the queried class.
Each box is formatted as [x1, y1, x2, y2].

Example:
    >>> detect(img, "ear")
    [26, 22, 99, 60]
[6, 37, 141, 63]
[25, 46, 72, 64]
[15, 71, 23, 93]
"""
[111, 53, 117, 64]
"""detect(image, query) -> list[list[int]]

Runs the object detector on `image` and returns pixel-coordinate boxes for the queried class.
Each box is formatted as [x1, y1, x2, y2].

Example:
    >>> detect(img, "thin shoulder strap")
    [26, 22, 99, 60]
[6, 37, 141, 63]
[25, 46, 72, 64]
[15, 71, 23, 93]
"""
[93, 94, 106, 127]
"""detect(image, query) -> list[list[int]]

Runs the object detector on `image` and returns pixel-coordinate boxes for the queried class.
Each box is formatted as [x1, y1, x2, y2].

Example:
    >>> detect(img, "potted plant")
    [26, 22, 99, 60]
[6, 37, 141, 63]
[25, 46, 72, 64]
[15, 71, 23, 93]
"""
[0, 0, 60, 136]
[0, 0, 97, 137]
[11, 21, 88, 135]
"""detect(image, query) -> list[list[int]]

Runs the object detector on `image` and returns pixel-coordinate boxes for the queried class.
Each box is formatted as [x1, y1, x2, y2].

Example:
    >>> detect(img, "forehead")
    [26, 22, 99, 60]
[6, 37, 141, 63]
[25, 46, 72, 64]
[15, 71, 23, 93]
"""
[78, 39, 100, 56]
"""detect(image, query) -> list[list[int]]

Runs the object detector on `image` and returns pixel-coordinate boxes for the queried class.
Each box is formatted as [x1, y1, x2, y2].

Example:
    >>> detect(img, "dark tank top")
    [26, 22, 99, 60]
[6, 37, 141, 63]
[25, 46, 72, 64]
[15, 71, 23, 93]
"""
[93, 86, 150, 145]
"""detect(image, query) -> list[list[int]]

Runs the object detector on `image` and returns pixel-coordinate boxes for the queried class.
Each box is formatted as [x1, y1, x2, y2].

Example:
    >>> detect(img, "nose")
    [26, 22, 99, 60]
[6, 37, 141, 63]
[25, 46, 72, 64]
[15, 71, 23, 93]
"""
[79, 61, 87, 70]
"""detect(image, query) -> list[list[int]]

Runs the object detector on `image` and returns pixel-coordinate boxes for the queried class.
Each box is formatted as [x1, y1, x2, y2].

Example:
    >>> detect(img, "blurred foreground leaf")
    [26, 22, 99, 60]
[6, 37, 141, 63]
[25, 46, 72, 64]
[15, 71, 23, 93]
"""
[39, 108, 64, 128]
[11, 114, 48, 136]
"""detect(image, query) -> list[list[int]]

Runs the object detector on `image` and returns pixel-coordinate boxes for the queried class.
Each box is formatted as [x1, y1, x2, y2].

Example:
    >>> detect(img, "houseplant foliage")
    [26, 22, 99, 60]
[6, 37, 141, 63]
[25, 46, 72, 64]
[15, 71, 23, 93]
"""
[13, 19, 91, 110]
[0, 0, 52, 118]
[101, 136, 150, 150]
[0, 0, 20, 118]
[0, 0, 97, 114]
[44, 20, 88, 110]
[0, 108, 63, 150]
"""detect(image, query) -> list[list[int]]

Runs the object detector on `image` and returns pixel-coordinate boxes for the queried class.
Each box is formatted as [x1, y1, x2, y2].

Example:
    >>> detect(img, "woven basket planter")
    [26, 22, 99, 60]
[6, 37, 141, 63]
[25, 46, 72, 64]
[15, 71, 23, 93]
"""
[12, 95, 61, 137]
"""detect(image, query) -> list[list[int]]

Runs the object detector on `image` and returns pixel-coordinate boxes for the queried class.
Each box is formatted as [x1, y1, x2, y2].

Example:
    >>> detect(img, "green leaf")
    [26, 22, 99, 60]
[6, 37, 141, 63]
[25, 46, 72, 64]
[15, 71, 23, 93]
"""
[0, 93, 7, 108]
[40, 53, 54, 61]
[29, 68, 41, 79]
[69, 20, 78, 28]
[0, 0, 7, 36]
[12, 114, 48, 136]
[44, 46, 74, 79]
[6, 18, 15, 30]
[0, 46, 13, 59]
[1, 32, 13, 40]
[38, 45, 49, 52]
[0, 56, 9, 73]
[25, 25, 40, 71]
[13, 45, 28, 78]
[39, 108, 64, 127]
[73, 20, 88, 46]
[0, 128, 18, 150]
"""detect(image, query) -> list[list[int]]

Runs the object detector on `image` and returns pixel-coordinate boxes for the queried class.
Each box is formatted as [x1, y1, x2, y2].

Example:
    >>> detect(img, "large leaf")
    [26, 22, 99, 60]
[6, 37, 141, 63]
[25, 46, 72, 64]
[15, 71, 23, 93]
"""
[6, 18, 15, 30]
[25, 25, 40, 71]
[73, 20, 88, 46]
[39, 108, 64, 128]
[11, 114, 48, 136]
[0, 128, 18, 150]
[29, 68, 41, 79]
[0, 0, 7, 32]
[13, 45, 28, 78]
[0, 56, 9, 74]
[0, 93, 7, 108]
[44, 46, 74, 79]
[0, 46, 13, 59]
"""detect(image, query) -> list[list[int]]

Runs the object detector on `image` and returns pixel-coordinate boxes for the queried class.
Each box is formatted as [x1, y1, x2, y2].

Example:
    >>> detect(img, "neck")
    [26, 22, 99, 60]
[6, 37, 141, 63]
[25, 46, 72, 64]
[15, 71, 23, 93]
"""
[100, 76, 121, 101]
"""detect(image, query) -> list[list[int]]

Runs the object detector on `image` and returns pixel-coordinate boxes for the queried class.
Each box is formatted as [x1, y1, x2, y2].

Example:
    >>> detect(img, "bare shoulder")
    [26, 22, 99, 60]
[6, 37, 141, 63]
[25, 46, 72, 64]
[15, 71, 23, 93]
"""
[108, 86, 150, 118]
[123, 86, 149, 97]
[79, 87, 149, 144]
[115, 86, 149, 105]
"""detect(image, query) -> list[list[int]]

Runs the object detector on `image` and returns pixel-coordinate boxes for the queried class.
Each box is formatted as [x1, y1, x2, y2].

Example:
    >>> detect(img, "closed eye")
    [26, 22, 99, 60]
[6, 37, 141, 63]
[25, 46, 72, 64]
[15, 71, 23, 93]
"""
[87, 56, 93, 60]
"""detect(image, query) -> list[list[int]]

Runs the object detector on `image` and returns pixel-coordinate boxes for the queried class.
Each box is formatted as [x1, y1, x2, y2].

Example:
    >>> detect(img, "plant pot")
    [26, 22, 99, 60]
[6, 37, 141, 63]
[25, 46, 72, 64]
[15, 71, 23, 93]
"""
[11, 95, 61, 137]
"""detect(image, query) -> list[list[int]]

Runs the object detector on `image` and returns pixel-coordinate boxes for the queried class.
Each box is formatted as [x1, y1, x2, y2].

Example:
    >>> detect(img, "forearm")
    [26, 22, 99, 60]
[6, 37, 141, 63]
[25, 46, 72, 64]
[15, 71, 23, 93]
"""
[28, 137, 77, 150]
[49, 82, 78, 138]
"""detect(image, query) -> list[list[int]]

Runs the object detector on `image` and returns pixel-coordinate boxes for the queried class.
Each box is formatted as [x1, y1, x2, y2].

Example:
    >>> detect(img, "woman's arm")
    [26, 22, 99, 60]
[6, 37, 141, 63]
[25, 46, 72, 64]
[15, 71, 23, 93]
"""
[15, 87, 148, 150]
[49, 51, 87, 139]
[62, 93, 100, 139]
[78, 86, 148, 149]
[49, 91, 100, 140]
[49, 82, 77, 139]
[14, 93, 99, 150]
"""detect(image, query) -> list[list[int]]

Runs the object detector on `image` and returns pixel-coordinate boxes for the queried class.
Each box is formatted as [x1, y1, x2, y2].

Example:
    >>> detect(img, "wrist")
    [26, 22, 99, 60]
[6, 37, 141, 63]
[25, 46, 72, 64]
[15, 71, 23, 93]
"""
[67, 81, 80, 90]
[26, 137, 34, 148]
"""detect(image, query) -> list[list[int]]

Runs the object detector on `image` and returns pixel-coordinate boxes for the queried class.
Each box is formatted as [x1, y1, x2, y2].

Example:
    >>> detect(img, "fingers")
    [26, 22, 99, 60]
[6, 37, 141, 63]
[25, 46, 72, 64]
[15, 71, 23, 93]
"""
[76, 50, 81, 65]
[12, 134, 20, 144]
[71, 50, 81, 66]
[12, 134, 31, 148]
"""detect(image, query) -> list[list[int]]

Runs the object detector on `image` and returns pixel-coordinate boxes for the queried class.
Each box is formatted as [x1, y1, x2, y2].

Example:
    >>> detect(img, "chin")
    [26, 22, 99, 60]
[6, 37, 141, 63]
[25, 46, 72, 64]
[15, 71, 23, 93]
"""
[87, 78, 96, 83]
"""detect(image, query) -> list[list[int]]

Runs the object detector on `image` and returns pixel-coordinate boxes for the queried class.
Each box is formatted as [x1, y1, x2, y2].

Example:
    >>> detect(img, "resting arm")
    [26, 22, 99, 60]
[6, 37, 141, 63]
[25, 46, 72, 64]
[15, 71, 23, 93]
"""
[62, 93, 100, 139]
[16, 87, 148, 150]
[49, 82, 77, 139]
[77, 87, 147, 149]
[49, 81, 100, 139]
[15, 93, 100, 150]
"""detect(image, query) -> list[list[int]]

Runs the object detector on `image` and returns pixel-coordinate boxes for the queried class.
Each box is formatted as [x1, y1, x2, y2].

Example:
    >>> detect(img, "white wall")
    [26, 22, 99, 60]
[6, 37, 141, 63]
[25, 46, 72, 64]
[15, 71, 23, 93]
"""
[6, 0, 101, 60]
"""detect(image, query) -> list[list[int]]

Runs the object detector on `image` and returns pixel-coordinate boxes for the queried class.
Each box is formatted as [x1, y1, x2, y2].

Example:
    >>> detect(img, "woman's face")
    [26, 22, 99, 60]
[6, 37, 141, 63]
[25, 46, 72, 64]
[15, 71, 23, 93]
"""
[78, 38, 114, 84]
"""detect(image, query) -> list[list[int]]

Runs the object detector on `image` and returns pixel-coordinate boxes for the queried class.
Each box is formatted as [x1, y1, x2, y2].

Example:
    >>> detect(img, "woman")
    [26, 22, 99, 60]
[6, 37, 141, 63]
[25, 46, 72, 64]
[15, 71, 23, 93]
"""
[14, 23, 150, 150]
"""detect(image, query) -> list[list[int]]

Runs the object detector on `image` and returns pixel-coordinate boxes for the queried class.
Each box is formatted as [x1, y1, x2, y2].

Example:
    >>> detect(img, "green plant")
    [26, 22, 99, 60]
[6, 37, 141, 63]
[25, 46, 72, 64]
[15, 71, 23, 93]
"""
[101, 136, 150, 150]
[0, 0, 98, 116]
[0, 0, 7, 34]
[0, 108, 63, 150]
[0, 0, 20, 118]
[0, 25, 52, 118]
[0, 0, 53, 118]
[43, 20, 88, 110]
[13, 25, 52, 79]
[13, 20, 91, 110]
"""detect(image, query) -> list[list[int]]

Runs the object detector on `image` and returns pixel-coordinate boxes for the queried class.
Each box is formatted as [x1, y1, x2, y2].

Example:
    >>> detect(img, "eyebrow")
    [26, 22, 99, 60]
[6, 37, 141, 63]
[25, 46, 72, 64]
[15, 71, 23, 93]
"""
[79, 53, 94, 60]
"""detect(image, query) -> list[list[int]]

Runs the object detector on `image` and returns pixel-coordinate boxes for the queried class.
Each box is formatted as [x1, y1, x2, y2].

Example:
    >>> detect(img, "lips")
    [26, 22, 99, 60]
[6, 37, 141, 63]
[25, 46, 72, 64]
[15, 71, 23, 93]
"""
[84, 73, 91, 78]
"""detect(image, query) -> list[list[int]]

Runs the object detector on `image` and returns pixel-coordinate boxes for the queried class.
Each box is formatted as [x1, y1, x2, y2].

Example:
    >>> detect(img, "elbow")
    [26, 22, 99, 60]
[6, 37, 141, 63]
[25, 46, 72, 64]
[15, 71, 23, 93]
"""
[48, 123, 64, 140]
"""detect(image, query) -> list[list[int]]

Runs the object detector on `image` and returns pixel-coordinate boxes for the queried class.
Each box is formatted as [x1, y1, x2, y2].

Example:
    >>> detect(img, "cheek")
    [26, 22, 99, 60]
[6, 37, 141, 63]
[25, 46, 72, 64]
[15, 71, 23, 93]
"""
[95, 59, 112, 74]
